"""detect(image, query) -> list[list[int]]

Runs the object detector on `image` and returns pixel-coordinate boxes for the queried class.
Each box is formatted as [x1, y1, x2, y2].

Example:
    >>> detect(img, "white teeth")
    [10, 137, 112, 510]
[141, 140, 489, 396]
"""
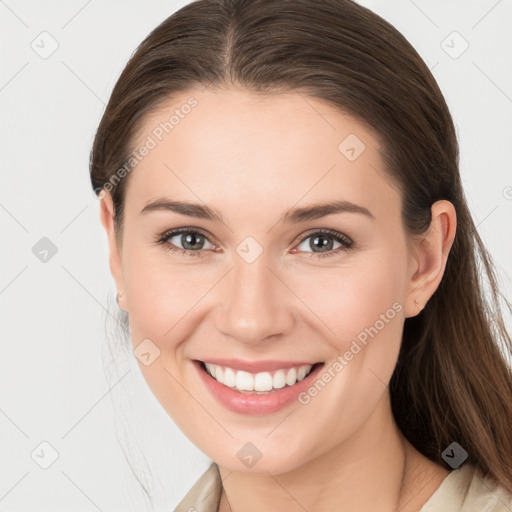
[215, 365, 224, 382]
[273, 370, 286, 389]
[285, 367, 297, 386]
[236, 370, 254, 391]
[297, 366, 308, 381]
[254, 372, 273, 391]
[223, 367, 236, 388]
[202, 362, 314, 392]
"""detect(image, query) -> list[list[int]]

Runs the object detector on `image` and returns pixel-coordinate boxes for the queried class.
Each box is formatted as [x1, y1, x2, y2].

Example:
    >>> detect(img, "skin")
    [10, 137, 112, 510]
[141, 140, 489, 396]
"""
[100, 87, 456, 511]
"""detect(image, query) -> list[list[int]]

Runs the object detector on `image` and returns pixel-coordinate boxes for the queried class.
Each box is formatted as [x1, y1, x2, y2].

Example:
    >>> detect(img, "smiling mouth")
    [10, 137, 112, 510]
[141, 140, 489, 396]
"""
[197, 360, 323, 394]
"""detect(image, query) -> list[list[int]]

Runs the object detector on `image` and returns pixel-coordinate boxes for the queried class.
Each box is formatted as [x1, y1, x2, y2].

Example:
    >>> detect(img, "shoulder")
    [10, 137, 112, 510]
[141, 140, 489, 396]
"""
[173, 462, 222, 512]
[420, 463, 512, 512]
[462, 465, 512, 512]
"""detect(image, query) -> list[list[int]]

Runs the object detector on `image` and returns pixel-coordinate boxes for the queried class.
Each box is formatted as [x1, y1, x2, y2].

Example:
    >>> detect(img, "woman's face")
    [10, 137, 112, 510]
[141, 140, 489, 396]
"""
[103, 87, 426, 474]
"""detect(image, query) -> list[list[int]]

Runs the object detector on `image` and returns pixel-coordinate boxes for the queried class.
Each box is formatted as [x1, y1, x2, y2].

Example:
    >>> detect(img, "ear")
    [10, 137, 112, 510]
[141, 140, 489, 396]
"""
[99, 193, 127, 312]
[404, 200, 457, 318]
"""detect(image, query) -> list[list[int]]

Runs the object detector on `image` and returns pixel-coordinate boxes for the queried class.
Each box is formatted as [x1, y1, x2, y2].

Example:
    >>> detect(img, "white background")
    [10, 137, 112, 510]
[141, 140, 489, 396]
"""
[1, 0, 511, 510]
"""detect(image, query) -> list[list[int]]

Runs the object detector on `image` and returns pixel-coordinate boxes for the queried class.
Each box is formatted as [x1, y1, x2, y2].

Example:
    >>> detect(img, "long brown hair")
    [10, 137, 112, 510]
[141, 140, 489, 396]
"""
[90, 0, 512, 492]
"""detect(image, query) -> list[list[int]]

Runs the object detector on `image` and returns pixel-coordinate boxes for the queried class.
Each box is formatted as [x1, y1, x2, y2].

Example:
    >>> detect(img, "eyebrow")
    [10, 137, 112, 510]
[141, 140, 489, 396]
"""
[282, 200, 375, 223]
[140, 198, 375, 223]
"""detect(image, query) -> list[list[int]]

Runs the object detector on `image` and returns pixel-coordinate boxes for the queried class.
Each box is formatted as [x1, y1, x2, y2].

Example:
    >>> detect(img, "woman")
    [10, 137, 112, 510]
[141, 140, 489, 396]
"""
[90, 0, 512, 510]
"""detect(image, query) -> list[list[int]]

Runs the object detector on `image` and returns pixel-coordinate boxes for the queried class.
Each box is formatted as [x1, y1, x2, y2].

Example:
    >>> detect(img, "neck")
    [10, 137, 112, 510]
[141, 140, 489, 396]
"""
[217, 394, 448, 512]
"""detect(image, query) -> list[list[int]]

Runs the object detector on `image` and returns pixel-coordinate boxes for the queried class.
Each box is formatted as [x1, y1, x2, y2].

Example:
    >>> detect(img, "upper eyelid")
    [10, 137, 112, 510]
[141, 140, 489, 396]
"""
[160, 226, 213, 241]
[296, 229, 352, 243]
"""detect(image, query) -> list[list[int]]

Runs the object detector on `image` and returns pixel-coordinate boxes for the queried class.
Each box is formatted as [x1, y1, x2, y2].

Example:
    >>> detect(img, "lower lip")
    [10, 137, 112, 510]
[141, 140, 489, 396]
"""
[193, 360, 324, 415]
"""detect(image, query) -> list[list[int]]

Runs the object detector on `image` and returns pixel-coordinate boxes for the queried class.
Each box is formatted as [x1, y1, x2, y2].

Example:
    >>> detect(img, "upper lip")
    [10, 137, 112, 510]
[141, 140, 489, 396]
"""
[196, 358, 322, 373]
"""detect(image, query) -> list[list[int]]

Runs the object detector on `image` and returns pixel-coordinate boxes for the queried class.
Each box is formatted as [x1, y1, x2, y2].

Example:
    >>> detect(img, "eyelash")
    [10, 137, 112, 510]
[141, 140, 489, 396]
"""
[154, 227, 355, 259]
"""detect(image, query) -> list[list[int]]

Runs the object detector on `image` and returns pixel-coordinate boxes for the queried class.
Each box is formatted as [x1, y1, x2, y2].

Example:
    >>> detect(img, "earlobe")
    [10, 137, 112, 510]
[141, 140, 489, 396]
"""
[99, 193, 127, 310]
[405, 200, 457, 318]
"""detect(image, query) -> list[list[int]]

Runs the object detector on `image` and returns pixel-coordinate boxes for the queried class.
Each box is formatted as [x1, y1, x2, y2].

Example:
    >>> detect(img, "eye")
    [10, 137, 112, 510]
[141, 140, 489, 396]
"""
[155, 228, 217, 257]
[155, 227, 354, 259]
[293, 229, 354, 258]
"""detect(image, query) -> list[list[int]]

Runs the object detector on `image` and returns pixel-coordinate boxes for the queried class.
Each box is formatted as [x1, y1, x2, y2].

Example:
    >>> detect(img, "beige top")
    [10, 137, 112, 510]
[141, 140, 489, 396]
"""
[174, 462, 512, 511]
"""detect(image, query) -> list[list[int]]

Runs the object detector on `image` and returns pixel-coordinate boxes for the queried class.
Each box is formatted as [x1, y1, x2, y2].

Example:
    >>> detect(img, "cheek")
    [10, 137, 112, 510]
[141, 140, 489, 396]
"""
[291, 248, 407, 410]
[122, 244, 218, 346]
[120, 248, 218, 429]
[280, 258, 406, 452]
[295, 247, 406, 352]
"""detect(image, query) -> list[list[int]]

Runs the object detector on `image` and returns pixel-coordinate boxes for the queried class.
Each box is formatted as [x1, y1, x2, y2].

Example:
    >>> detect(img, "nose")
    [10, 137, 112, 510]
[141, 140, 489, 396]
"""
[214, 253, 294, 346]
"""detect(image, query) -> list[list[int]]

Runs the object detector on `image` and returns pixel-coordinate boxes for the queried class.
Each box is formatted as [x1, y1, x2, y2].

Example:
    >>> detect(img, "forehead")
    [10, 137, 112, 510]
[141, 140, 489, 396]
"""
[125, 87, 401, 222]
